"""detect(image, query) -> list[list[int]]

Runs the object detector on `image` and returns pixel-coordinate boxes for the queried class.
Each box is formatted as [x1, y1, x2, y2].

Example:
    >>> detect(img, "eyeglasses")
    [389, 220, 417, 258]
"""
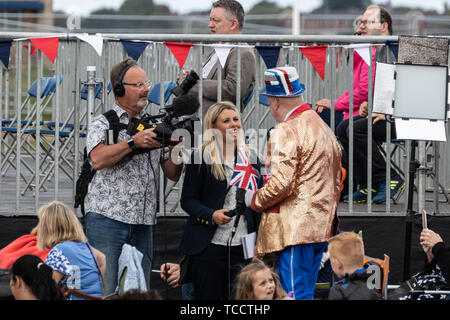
[122, 80, 151, 88]
[356, 20, 380, 27]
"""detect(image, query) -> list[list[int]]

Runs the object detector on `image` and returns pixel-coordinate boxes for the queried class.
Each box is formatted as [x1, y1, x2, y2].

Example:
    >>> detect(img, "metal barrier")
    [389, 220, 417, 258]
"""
[1, 12, 449, 35]
[0, 32, 449, 217]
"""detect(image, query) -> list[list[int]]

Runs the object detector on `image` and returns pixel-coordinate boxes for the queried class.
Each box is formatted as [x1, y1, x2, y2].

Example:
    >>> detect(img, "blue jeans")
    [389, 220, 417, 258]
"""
[181, 282, 194, 300]
[277, 242, 327, 300]
[85, 211, 153, 295]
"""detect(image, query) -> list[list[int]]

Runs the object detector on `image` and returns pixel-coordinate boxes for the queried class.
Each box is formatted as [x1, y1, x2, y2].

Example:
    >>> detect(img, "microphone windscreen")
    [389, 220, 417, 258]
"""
[171, 94, 200, 117]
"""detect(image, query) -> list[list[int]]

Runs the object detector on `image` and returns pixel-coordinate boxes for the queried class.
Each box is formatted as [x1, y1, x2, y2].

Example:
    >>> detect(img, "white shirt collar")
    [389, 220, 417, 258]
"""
[283, 104, 303, 121]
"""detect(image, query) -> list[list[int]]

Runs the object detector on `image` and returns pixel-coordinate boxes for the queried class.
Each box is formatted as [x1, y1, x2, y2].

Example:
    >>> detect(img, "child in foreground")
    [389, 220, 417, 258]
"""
[234, 258, 290, 300]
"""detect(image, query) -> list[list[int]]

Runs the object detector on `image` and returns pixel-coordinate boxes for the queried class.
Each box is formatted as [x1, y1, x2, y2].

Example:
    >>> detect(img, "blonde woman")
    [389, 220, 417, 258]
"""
[36, 201, 106, 300]
[178, 101, 263, 300]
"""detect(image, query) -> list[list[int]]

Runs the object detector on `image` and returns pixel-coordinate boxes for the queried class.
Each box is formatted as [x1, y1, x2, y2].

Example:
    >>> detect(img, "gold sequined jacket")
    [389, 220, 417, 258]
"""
[252, 109, 342, 257]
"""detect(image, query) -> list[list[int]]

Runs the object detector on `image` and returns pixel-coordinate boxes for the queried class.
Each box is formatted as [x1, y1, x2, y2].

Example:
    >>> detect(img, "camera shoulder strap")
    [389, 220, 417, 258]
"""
[74, 109, 127, 217]
[103, 109, 128, 144]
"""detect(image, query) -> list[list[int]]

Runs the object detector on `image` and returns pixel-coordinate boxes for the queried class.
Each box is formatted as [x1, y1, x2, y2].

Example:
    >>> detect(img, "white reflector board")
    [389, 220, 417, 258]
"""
[394, 64, 448, 121]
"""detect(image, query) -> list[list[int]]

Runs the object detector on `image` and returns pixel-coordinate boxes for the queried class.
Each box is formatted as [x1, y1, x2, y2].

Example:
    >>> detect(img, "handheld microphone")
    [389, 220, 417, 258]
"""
[224, 188, 246, 218]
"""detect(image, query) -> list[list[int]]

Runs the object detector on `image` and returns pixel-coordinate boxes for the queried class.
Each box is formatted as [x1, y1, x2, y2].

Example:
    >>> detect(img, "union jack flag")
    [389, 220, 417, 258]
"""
[230, 147, 258, 191]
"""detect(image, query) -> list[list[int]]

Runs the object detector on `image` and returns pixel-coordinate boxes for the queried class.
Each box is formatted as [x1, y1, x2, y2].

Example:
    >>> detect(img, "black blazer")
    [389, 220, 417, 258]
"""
[179, 148, 262, 256]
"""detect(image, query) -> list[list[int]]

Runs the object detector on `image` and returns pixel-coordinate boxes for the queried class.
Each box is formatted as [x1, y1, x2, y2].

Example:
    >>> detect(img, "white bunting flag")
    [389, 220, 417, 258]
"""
[212, 44, 232, 68]
[345, 43, 371, 65]
[75, 34, 104, 56]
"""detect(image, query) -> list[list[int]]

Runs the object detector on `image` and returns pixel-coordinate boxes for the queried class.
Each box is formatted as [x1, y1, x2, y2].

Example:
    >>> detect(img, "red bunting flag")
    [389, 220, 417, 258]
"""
[164, 42, 194, 69]
[29, 37, 59, 63]
[299, 45, 328, 81]
[23, 43, 37, 55]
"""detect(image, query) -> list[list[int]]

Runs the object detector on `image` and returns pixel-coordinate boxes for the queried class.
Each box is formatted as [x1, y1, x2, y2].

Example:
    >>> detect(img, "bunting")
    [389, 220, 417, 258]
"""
[75, 34, 103, 56]
[23, 43, 37, 55]
[5, 37, 399, 84]
[344, 43, 372, 66]
[299, 45, 327, 81]
[213, 45, 232, 68]
[164, 42, 193, 69]
[121, 40, 149, 61]
[0, 40, 12, 69]
[386, 41, 398, 61]
[29, 37, 59, 63]
[255, 45, 281, 69]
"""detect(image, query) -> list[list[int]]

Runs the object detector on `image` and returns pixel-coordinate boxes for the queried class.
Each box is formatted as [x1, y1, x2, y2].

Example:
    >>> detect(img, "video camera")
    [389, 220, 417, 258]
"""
[127, 70, 200, 148]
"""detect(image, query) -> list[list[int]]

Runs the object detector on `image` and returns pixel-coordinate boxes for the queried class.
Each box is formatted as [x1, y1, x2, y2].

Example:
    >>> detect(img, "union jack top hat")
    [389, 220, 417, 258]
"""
[260, 66, 305, 97]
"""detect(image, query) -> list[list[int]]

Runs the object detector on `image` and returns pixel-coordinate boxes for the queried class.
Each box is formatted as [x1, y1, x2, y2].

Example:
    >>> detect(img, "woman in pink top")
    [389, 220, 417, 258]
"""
[316, 48, 376, 120]
[315, 47, 376, 202]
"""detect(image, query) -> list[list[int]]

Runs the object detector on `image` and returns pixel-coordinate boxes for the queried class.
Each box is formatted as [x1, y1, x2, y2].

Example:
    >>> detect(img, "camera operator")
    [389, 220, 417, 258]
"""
[84, 58, 183, 295]
[180, 0, 255, 120]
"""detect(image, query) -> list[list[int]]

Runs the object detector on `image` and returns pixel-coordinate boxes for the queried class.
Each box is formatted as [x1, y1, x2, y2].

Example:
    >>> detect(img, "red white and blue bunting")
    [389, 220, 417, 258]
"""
[0, 34, 401, 80]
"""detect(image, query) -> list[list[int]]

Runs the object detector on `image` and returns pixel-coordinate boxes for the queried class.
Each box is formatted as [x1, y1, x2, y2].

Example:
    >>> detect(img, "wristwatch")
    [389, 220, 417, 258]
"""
[127, 138, 136, 151]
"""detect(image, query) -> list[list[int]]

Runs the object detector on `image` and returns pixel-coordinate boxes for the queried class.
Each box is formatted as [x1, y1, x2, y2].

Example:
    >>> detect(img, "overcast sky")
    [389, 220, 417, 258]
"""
[54, 0, 449, 16]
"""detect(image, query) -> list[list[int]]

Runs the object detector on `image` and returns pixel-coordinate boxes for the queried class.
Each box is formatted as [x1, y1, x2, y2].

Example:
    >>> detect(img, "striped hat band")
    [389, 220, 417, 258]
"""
[260, 66, 305, 97]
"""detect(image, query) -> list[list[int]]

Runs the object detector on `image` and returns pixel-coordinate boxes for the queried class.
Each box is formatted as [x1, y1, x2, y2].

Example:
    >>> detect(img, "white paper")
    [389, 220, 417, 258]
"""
[373, 62, 396, 115]
[447, 68, 450, 118]
[395, 118, 447, 142]
[241, 232, 256, 260]
[448, 67, 450, 114]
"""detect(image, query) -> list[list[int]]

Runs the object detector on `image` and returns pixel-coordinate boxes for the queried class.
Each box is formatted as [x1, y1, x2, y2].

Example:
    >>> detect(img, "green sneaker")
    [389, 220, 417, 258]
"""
[389, 175, 405, 198]
[343, 188, 377, 203]
[372, 181, 387, 204]
[372, 176, 405, 204]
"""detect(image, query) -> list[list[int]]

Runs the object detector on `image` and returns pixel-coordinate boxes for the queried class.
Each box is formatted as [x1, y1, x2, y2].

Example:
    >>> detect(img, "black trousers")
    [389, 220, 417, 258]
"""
[336, 116, 397, 189]
[191, 242, 247, 300]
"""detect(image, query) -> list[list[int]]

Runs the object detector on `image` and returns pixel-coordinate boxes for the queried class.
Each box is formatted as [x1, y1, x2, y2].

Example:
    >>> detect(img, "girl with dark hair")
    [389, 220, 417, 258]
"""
[10, 255, 65, 300]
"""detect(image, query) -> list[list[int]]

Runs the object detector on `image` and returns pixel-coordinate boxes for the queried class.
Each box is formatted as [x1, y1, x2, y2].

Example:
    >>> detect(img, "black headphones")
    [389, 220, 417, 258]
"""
[113, 61, 137, 97]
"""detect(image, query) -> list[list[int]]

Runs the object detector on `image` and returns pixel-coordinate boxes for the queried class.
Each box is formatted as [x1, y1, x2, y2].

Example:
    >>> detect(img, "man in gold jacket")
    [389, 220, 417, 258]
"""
[250, 66, 342, 300]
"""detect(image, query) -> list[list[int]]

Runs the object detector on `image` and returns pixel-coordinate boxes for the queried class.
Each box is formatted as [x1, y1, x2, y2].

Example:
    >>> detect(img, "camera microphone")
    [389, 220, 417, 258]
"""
[126, 69, 200, 150]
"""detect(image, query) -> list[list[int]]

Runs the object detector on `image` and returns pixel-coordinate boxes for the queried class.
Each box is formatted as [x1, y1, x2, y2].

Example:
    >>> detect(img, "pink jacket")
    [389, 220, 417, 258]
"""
[334, 47, 376, 120]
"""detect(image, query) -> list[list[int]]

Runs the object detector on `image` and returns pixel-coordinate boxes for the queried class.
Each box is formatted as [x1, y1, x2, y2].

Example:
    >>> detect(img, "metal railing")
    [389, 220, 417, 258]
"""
[0, 12, 449, 35]
[0, 32, 449, 217]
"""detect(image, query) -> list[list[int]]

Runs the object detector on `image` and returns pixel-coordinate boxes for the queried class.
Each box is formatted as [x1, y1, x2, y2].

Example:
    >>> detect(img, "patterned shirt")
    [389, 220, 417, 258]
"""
[46, 241, 104, 300]
[85, 104, 168, 225]
[398, 265, 448, 300]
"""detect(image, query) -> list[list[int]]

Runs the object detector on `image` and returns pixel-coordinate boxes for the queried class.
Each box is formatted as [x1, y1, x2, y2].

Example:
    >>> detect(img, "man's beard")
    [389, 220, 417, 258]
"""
[136, 99, 148, 109]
